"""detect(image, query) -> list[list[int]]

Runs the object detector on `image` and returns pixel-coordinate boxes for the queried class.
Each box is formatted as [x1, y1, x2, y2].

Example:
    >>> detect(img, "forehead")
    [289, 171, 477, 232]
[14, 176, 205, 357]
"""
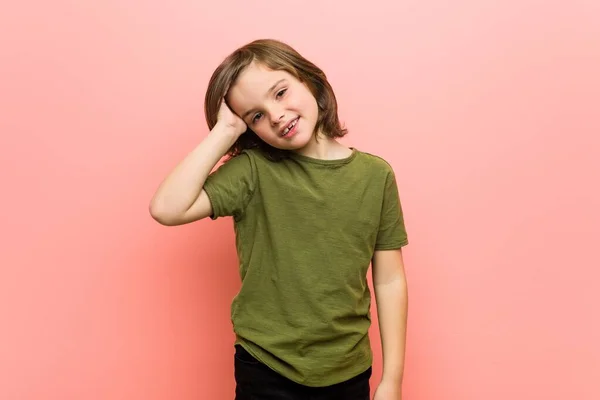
[228, 63, 292, 102]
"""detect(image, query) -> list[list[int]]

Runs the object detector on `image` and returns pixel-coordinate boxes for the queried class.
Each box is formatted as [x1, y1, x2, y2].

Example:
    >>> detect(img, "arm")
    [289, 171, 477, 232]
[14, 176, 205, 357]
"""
[372, 248, 408, 397]
[149, 100, 245, 226]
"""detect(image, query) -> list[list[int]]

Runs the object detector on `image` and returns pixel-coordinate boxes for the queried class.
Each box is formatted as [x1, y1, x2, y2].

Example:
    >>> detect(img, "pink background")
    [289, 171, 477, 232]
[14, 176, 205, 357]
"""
[1, 0, 599, 399]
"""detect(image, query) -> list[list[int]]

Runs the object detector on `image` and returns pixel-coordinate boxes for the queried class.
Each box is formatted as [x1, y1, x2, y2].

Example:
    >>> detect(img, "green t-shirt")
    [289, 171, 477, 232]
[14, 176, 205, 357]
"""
[203, 147, 408, 387]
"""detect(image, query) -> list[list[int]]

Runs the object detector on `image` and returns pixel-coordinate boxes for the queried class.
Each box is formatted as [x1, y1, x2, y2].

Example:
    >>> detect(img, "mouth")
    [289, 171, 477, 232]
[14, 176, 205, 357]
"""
[280, 117, 299, 137]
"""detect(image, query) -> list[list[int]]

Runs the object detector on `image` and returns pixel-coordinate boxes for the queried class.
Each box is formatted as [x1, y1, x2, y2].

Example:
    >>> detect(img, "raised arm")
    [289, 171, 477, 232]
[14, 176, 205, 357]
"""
[149, 100, 246, 226]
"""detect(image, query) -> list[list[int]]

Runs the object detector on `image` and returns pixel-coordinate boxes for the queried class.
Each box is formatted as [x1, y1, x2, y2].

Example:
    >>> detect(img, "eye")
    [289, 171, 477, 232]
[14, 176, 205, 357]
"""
[252, 112, 263, 124]
[276, 88, 287, 98]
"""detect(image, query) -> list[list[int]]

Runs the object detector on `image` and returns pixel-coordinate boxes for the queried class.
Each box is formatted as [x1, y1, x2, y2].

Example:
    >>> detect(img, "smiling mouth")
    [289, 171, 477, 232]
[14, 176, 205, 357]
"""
[280, 118, 299, 137]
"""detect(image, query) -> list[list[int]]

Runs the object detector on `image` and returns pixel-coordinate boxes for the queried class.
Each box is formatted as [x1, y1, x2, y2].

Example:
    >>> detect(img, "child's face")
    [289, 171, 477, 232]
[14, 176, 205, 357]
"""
[226, 62, 319, 151]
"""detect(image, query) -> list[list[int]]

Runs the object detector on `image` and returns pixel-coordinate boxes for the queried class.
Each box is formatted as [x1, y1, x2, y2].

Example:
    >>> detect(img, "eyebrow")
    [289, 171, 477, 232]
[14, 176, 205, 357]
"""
[241, 79, 287, 120]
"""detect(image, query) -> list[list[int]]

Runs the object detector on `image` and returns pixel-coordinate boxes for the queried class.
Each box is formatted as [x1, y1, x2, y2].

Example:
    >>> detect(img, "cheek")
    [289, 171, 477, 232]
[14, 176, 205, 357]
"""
[301, 87, 319, 111]
[253, 122, 273, 139]
[292, 90, 318, 114]
[303, 95, 319, 118]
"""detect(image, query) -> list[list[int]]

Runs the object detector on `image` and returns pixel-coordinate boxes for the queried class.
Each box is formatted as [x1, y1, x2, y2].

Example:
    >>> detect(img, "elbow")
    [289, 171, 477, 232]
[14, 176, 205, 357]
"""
[148, 199, 178, 226]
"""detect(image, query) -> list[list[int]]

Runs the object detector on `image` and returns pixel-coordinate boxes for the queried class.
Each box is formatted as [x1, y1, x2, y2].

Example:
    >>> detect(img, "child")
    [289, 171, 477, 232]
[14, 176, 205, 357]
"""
[150, 39, 409, 400]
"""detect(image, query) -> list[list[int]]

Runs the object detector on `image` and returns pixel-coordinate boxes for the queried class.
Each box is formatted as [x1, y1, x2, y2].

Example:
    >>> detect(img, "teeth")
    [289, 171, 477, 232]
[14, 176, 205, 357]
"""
[282, 119, 297, 136]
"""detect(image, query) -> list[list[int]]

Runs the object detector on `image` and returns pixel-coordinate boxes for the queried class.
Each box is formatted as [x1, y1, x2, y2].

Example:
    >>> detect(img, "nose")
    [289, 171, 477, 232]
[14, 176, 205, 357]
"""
[268, 106, 285, 126]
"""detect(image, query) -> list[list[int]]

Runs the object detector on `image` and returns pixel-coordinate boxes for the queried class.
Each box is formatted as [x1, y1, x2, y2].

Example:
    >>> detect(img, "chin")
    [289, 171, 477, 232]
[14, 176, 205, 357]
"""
[285, 133, 314, 150]
[265, 132, 312, 151]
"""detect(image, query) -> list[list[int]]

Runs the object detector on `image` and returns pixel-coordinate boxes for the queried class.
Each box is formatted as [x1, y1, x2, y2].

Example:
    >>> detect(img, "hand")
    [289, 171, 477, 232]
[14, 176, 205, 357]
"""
[216, 98, 247, 137]
[373, 379, 402, 400]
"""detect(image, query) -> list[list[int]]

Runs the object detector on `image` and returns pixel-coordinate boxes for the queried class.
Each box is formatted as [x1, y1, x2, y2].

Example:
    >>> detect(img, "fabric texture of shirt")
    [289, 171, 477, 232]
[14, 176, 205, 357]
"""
[203, 147, 408, 387]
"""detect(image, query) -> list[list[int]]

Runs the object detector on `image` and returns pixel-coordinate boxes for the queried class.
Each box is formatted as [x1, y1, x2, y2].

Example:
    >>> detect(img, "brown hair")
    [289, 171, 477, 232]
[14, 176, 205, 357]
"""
[204, 39, 348, 161]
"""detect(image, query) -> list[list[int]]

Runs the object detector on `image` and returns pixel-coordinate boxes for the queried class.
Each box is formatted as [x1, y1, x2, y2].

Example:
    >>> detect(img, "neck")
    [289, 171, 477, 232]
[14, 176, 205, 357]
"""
[293, 132, 352, 160]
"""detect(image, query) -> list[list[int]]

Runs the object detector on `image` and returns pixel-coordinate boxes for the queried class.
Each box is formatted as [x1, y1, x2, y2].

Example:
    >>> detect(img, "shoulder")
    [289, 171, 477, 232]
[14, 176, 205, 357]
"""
[239, 147, 263, 159]
[354, 150, 397, 176]
[237, 147, 277, 165]
[221, 148, 266, 169]
[209, 149, 263, 183]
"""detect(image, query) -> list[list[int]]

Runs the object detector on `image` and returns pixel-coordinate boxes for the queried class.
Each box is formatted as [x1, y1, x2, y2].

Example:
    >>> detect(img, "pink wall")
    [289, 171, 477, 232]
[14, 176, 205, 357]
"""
[1, 1, 599, 399]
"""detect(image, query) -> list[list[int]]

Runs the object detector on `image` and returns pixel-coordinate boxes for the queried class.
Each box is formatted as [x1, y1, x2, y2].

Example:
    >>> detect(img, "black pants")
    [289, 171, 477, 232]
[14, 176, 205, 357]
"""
[234, 345, 371, 400]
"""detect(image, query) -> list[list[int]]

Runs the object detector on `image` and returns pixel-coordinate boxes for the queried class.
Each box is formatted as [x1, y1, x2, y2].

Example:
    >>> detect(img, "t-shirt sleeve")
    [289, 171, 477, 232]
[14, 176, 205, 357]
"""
[203, 153, 256, 220]
[375, 169, 409, 250]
